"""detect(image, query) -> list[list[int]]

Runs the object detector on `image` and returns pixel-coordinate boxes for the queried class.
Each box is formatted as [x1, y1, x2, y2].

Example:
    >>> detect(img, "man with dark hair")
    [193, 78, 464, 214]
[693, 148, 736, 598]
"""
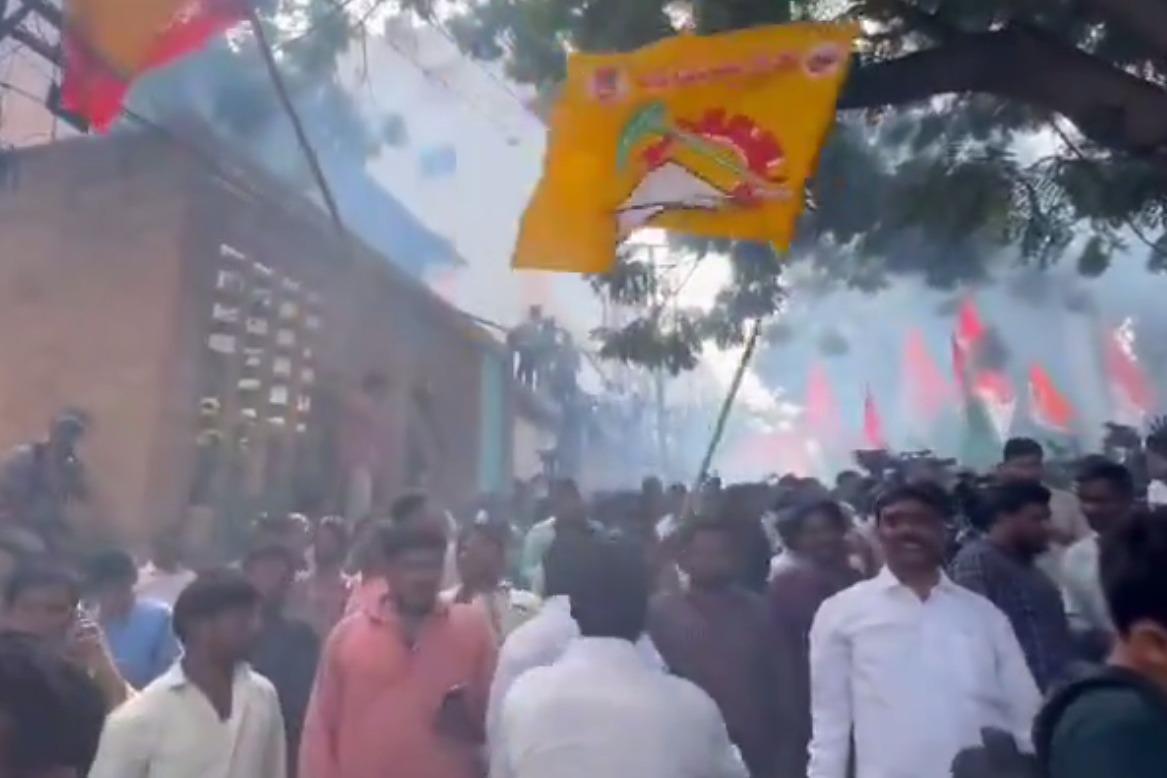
[88, 569, 286, 778]
[998, 437, 1090, 584]
[519, 478, 601, 593]
[291, 516, 353, 639]
[649, 517, 786, 778]
[0, 411, 89, 533]
[950, 481, 1076, 691]
[808, 483, 1040, 778]
[85, 548, 179, 689]
[1035, 508, 1167, 778]
[4, 561, 131, 710]
[300, 522, 495, 778]
[1063, 459, 1137, 651]
[446, 520, 540, 642]
[493, 538, 746, 778]
[769, 499, 862, 778]
[485, 531, 663, 749]
[0, 630, 108, 778]
[347, 491, 459, 616]
[243, 545, 320, 774]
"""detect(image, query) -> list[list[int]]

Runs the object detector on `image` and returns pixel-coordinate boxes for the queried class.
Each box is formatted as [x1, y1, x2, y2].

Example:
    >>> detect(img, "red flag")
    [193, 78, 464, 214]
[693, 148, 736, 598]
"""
[63, 0, 250, 130]
[1103, 320, 1154, 426]
[903, 328, 953, 420]
[1027, 364, 1074, 433]
[952, 297, 985, 387]
[804, 363, 839, 443]
[723, 429, 813, 476]
[955, 297, 986, 349]
[862, 387, 886, 448]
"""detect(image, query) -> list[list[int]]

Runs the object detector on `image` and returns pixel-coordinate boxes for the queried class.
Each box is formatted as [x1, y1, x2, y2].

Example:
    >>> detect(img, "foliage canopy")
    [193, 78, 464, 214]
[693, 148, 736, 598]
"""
[443, 0, 1167, 371]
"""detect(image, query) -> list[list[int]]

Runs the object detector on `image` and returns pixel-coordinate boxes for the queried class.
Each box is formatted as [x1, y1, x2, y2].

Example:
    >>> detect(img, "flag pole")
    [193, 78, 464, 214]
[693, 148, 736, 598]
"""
[694, 318, 763, 488]
[248, 8, 346, 238]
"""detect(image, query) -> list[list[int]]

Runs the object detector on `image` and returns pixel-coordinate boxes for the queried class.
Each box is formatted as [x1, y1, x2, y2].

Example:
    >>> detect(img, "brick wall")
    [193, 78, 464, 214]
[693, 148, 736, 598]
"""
[0, 138, 188, 541]
[0, 132, 507, 543]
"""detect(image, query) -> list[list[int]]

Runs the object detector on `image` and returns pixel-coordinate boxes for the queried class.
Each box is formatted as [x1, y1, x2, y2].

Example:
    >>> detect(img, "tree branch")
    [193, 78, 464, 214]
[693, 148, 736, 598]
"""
[1079, 0, 1167, 62]
[839, 25, 1167, 156]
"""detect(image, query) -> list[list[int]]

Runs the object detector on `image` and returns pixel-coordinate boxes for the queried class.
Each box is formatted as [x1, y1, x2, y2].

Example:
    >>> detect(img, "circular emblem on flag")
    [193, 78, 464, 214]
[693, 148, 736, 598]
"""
[588, 66, 629, 103]
[803, 43, 847, 78]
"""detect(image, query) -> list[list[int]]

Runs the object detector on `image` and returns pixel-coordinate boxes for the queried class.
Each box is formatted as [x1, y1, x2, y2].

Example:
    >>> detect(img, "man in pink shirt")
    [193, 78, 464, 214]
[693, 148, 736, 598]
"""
[300, 521, 496, 778]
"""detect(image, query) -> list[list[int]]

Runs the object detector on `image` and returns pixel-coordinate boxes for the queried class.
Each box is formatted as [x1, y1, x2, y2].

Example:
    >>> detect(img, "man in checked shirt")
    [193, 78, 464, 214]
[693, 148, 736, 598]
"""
[950, 479, 1078, 692]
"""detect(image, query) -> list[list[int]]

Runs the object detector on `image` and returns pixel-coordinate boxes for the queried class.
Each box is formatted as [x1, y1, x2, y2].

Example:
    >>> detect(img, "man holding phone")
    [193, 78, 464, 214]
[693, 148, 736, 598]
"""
[3, 561, 132, 710]
[300, 520, 496, 778]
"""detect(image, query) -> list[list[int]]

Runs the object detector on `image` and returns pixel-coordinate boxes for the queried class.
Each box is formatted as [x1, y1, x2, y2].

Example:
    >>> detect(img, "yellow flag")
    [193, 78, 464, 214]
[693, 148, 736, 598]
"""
[513, 23, 857, 274]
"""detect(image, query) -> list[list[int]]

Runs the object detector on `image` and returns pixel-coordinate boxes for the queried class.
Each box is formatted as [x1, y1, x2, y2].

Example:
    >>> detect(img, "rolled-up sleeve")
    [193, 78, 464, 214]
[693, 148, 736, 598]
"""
[807, 597, 852, 778]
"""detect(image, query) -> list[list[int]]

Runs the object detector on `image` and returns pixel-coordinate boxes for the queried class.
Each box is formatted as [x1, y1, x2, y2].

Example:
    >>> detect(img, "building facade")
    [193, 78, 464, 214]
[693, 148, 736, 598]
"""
[0, 131, 512, 545]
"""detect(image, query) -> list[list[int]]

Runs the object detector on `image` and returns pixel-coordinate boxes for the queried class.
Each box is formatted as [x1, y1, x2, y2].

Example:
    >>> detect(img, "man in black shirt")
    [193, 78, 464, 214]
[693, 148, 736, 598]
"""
[1035, 508, 1167, 778]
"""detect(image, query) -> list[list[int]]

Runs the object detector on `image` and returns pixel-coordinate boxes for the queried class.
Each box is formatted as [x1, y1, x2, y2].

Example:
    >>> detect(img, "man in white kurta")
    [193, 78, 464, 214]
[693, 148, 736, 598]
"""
[87, 662, 286, 778]
[807, 567, 1041, 778]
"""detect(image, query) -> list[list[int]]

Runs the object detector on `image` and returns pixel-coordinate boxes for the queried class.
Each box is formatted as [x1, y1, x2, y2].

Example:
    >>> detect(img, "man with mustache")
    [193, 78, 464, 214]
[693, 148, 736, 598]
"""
[807, 483, 1041, 778]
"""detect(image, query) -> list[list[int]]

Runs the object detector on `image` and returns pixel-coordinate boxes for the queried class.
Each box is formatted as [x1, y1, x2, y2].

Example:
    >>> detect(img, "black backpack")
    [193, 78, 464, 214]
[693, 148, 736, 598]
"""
[1032, 666, 1167, 778]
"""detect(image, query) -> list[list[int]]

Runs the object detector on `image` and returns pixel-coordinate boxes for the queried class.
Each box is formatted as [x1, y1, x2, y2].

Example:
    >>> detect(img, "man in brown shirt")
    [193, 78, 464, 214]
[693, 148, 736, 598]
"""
[648, 517, 786, 778]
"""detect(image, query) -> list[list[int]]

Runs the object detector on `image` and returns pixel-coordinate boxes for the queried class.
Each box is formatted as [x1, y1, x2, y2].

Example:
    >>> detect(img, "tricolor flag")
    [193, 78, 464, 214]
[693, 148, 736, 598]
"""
[1027, 363, 1074, 434]
[1103, 318, 1154, 427]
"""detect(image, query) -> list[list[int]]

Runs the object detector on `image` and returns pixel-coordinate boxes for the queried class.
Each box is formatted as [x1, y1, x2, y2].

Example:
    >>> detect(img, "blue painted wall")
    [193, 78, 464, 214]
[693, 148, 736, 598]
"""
[478, 352, 508, 493]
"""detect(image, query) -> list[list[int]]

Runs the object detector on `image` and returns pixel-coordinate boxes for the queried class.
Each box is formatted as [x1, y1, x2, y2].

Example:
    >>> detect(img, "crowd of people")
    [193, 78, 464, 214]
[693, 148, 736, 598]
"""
[1, 433, 1166, 778]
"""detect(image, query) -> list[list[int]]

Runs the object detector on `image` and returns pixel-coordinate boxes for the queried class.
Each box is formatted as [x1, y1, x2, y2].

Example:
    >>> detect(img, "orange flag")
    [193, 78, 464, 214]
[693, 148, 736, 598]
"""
[63, 0, 250, 129]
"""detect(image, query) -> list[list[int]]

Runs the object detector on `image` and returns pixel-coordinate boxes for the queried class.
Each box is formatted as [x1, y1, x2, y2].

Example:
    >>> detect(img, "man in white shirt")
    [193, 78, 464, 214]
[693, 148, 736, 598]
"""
[808, 482, 1041, 778]
[486, 531, 663, 748]
[88, 569, 287, 778]
[492, 537, 746, 778]
[135, 529, 195, 607]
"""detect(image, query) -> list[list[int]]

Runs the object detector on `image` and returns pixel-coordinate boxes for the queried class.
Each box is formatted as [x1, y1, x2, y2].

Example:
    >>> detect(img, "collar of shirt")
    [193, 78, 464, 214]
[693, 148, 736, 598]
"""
[156, 661, 256, 692]
[559, 636, 649, 670]
[366, 592, 452, 628]
[871, 565, 962, 597]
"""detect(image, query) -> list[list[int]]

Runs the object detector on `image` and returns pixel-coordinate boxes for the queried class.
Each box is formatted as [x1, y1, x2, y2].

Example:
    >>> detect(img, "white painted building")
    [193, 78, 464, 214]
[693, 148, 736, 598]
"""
[339, 21, 606, 356]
